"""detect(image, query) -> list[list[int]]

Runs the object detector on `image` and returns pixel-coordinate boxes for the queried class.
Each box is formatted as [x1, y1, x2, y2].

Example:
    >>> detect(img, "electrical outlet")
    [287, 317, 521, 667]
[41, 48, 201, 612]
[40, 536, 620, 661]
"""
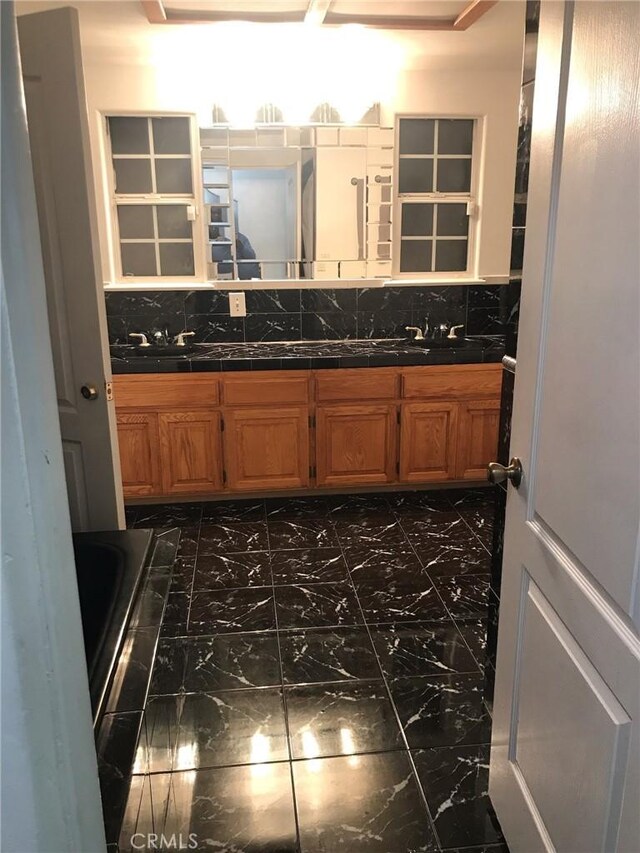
[229, 291, 246, 317]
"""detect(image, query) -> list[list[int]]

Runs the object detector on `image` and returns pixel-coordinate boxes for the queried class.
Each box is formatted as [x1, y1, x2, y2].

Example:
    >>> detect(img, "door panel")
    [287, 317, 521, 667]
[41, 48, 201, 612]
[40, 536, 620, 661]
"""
[456, 400, 500, 480]
[158, 411, 222, 495]
[316, 404, 397, 486]
[224, 407, 309, 491]
[18, 9, 122, 530]
[490, 4, 640, 851]
[116, 413, 160, 497]
[399, 402, 458, 482]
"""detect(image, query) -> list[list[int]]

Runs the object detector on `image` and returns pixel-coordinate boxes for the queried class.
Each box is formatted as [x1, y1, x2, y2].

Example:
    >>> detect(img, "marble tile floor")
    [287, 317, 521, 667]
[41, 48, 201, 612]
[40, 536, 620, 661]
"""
[99, 488, 507, 852]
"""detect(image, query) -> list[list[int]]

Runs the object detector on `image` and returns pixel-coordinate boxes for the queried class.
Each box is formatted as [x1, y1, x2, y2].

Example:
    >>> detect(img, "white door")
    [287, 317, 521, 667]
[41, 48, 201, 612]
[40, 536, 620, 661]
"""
[490, 3, 640, 852]
[315, 146, 367, 261]
[18, 7, 123, 531]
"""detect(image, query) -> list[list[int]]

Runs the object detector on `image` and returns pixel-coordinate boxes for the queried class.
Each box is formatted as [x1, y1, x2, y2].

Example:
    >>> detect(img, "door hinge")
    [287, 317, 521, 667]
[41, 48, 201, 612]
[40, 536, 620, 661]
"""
[105, 381, 113, 401]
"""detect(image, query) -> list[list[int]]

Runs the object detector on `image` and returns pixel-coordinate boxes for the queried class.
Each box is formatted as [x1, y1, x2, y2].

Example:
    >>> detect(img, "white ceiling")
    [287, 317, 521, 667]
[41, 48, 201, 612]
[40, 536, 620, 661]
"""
[16, 0, 525, 71]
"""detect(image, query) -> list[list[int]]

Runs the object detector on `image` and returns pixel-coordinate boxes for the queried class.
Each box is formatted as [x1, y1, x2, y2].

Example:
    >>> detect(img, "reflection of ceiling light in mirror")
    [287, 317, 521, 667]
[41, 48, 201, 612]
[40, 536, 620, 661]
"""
[174, 742, 199, 771]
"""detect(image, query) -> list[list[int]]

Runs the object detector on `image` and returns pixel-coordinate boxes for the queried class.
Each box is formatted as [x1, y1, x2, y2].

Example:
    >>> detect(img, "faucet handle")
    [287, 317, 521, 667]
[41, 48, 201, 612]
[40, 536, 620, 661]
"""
[174, 331, 195, 347]
[405, 326, 425, 341]
[447, 324, 465, 340]
[128, 332, 150, 347]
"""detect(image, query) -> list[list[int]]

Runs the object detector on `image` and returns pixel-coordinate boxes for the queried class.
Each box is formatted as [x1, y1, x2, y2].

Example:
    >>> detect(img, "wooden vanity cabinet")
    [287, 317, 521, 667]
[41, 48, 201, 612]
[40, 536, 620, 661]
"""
[113, 363, 501, 500]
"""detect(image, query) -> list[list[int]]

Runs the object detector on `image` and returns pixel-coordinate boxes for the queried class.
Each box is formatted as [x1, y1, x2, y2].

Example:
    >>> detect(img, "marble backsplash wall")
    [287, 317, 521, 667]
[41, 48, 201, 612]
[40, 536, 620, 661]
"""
[105, 284, 512, 346]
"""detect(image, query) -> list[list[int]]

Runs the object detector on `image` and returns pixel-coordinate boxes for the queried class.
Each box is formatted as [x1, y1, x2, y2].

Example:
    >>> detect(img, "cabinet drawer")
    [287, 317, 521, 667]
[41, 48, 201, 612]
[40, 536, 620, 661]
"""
[113, 374, 219, 408]
[223, 372, 310, 406]
[402, 365, 502, 401]
[315, 369, 399, 402]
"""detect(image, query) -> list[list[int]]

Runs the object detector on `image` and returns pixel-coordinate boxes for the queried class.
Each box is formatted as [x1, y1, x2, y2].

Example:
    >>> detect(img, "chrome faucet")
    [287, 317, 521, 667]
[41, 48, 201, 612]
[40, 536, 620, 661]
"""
[447, 325, 465, 339]
[174, 331, 195, 347]
[405, 326, 425, 341]
[128, 332, 150, 347]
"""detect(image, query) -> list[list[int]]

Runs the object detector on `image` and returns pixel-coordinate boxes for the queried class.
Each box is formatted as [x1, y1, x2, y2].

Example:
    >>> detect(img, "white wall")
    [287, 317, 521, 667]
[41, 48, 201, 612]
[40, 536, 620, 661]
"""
[79, 19, 523, 286]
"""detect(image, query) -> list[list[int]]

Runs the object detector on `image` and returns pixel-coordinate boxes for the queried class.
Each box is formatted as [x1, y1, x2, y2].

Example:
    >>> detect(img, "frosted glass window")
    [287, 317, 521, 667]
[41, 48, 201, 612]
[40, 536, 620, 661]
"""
[152, 117, 191, 154]
[155, 159, 193, 194]
[399, 159, 433, 194]
[438, 119, 474, 155]
[401, 203, 434, 236]
[437, 159, 472, 193]
[399, 119, 435, 155]
[437, 203, 469, 237]
[435, 241, 468, 272]
[120, 244, 157, 277]
[108, 117, 149, 155]
[157, 205, 191, 239]
[113, 159, 153, 194]
[117, 205, 154, 239]
[159, 243, 195, 276]
[401, 240, 433, 273]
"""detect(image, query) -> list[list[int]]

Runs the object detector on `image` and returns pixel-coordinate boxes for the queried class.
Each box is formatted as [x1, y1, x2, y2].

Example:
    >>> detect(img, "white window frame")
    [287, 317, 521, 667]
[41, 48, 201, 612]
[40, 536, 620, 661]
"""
[104, 112, 206, 284]
[393, 114, 482, 280]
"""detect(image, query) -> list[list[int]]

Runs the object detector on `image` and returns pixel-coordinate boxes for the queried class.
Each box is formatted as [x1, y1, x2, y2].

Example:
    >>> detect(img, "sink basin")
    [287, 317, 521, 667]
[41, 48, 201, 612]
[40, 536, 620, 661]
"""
[111, 344, 197, 357]
[402, 337, 468, 349]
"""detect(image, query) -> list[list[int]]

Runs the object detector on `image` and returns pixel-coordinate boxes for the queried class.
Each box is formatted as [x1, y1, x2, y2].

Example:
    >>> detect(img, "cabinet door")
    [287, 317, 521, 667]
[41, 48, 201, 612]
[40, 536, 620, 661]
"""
[399, 402, 458, 483]
[158, 411, 223, 495]
[224, 407, 309, 492]
[456, 399, 500, 480]
[316, 404, 397, 487]
[116, 412, 161, 498]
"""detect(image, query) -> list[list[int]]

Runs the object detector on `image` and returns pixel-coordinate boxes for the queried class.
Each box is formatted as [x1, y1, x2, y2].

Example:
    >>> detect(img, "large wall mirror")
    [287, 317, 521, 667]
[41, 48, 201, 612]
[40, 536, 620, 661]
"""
[199, 122, 395, 283]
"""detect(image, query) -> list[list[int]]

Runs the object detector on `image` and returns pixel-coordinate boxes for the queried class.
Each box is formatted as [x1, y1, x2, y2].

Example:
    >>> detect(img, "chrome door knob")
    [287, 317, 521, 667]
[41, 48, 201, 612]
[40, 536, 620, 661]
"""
[487, 457, 523, 488]
[80, 384, 99, 401]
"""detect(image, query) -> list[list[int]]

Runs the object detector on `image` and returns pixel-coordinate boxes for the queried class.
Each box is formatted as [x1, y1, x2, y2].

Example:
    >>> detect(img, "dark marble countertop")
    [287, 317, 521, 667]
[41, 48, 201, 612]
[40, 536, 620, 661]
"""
[110, 337, 505, 374]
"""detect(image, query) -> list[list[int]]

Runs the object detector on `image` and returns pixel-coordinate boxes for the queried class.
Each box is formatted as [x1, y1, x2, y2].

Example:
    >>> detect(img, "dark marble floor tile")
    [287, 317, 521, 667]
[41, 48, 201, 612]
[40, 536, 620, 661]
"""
[335, 518, 408, 548]
[192, 551, 272, 590]
[280, 627, 381, 685]
[124, 505, 139, 527]
[96, 711, 143, 844]
[198, 521, 269, 554]
[106, 627, 158, 713]
[455, 618, 488, 669]
[413, 744, 506, 849]
[293, 751, 438, 852]
[169, 556, 195, 594]
[149, 638, 188, 695]
[343, 543, 425, 585]
[327, 493, 392, 519]
[188, 587, 276, 635]
[435, 574, 490, 619]
[386, 490, 454, 515]
[266, 496, 331, 520]
[175, 525, 199, 558]
[391, 674, 492, 748]
[175, 688, 289, 770]
[271, 547, 349, 585]
[159, 592, 190, 638]
[448, 488, 494, 509]
[355, 580, 449, 625]
[275, 582, 364, 630]
[183, 632, 281, 692]
[449, 845, 509, 853]
[135, 503, 202, 528]
[201, 498, 265, 523]
[401, 512, 480, 546]
[371, 623, 480, 680]
[268, 518, 338, 550]
[135, 694, 182, 773]
[117, 774, 147, 851]
[416, 537, 492, 578]
[286, 679, 403, 759]
[160, 764, 298, 852]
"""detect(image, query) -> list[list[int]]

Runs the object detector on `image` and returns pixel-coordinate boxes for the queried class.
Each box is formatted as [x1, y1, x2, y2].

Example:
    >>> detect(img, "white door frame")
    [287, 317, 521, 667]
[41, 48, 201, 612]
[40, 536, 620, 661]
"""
[1, 3, 106, 850]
